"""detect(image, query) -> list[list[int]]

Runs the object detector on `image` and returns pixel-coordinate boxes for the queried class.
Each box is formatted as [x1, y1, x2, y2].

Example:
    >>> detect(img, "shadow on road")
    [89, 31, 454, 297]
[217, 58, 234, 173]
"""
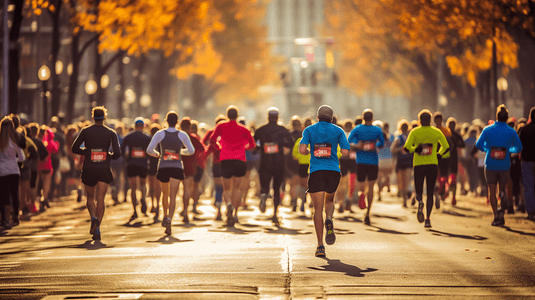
[76, 240, 114, 250]
[308, 258, 378, 277]
[208, 225, 262, 235]
[429, 229, 488, 240]
[441, 210, 479, 219]
[502, 226, 535, 237]
[372, 214, 409, 222]
[337, 215, 363, 223]
[262, 226, 312, 235]
[365, 225, 418, 235]
[147, 236, 194, 244]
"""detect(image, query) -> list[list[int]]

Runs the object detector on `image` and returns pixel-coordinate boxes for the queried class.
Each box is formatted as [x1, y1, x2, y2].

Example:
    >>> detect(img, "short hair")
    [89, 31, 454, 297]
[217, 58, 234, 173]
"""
[166, 111, 179, 127]
[150, 123, 162, 136]
[363, 109, 373, 122]
[180, 117, 191, 131]
[215, 114, 227, 125]
[92, 106, 107, 120]
[9, 113, 20, 128]
[28, 122, 39, 137]
[433, 111, 443, 119]
[354, 116, 363, 126]
[343, 119, 353, 130]
[191, 120, 199, 133]
[226, 105, 239, 120]
[291, 116, 302, 129]
[496, 104, 509, 122]
[419, 109, 432, 126]
[397, 119, 409, 132]
[446, 117, 457, 128]
[303, 117, 313, 128]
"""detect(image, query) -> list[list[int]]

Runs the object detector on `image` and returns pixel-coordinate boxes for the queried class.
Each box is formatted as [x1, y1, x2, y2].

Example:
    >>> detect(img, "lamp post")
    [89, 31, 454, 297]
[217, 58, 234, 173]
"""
[497, 77, 508, 105]
[38, 65, 51, 123]
[85, 78, 97, 109]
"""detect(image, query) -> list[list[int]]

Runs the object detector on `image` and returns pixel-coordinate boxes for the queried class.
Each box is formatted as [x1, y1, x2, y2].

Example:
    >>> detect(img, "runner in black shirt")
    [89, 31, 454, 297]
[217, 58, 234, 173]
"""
[121, 117, 152, 221]
[254, 107, 294, 224]
[71, 107, 121, 240]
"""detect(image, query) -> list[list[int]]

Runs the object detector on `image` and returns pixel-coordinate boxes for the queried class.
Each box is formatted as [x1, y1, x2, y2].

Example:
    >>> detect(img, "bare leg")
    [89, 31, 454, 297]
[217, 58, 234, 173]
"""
[168, 178, 180, 221]
[95, 182, 108, 222]
[232, 177, 242, 216]
[85, 185, 97, 218]
[310, 191, 325, 246]
[128, 177, 138, 216]
[366, 180, 376, 217]
[160, 181, 170, 218]
[182, 177, 193, 215]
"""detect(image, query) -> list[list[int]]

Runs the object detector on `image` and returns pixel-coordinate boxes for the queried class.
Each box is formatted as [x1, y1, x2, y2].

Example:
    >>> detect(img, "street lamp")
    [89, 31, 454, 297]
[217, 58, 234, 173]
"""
[55, 60, 63, 75]
[38, 65, 51, 123]
[100, 75, 109, 89]
[497, 77, 508, 104]
[85, 78, 97, 107]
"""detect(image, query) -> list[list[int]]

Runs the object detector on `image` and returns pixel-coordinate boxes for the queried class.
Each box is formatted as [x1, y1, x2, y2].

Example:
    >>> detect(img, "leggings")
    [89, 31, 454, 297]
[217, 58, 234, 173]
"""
[414, 165, 438, 219]
[0, 174, 20, 222]
[259, 168, 284, 214]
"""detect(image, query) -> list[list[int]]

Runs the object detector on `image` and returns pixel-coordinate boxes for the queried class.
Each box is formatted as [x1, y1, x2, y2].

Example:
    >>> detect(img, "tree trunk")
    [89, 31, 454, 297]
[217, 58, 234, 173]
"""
[133, 54, 146, 117]
[515, 32, 535, 117]
[50, 0, 63, 118]
[150, 52, 174, 116]
[8, 1, 23, 114]
[117, 53, 125, 120]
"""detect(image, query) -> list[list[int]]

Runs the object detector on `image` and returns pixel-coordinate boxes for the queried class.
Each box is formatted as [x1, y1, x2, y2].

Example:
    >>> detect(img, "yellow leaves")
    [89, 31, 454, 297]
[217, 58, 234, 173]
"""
[49, 4, 55, 12]
[34, 8, 42, 15]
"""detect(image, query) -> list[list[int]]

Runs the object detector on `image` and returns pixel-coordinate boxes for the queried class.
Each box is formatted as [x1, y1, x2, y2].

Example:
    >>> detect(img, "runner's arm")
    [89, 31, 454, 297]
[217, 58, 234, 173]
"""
[391, 137, 401, 154]
[71, 129, 88, 156]
[245, 128, 256, 151]
[109, 132, 121, 159]
[120, 136, 128, 157]
[437, 131, 450, 156]
[475, 129, 487, 153]
[403, 130, 415, 153]
[510, 132, 523, 154]
[299, 129, 310, 155]
[146, 130, 164, 157]
[180, 132, 195, 155]
[376, 130, 385, 148]
[339, 130, 350, 156]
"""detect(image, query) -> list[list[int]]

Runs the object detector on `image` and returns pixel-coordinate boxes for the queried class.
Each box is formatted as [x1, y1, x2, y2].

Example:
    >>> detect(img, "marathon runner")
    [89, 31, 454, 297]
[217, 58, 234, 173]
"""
[254, 107, 294, 225]
[121, 117, 151, 221]
[203, 114, 227, 220]
[146, 111, 195, 235]
[189, 120, 208, 214]
[519, 106, 535, 221]
[337, 119, 357, 213]
[209, 106, 255, 227]
[391, 119, 413, 208]
[475, 105, 522, 226]
[288, 116, 303, 211]
[433, 112, 452, 208]
[71, 106, 121, 240]
[445, 117, 465, 206]
[178, 117, 206, 223]
[299, 105, 349, 257]
[404, 109, 449, 228]
[148, 123, 162, 220]
[292, 122, 311, 214]
[347, 109, 385, 225]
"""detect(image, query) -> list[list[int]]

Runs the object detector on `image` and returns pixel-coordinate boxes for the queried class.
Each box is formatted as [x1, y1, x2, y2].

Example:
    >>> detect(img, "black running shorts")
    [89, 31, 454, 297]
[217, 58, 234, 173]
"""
[221, 160, 247, 179]
[127, 165, 148, 179]
[20, 167, 30, 182]
[298, 164, 309, 178]
[156, 167, 185, 183]
[340, 159, 357, 176]
[356, 164, 379, 182]
[438, 157, 450, 177]
[307, 170, 341, 194]
[212, 162, 222, 178]
[81, 168, 113, 187]
[193, 166, 204, 183]
[30, 170, 37, 188]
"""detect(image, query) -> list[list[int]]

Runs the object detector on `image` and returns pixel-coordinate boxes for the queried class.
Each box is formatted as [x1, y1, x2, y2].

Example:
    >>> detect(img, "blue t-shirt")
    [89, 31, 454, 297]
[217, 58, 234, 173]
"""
[300, 121, 350, 173]
[347, 124, 385, 165]
[475, 121, 523, 171]
[464, 136, 477, 158]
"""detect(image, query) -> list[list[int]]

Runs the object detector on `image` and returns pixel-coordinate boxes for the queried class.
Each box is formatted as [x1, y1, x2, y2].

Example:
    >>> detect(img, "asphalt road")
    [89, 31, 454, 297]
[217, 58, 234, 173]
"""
[1, 189, 534, 299]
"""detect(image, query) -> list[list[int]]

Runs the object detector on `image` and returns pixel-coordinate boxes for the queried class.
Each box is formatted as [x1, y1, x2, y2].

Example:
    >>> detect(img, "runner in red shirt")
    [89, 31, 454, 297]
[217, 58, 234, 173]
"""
[210, 106, 255, 226]
[203, 115, 227, 220]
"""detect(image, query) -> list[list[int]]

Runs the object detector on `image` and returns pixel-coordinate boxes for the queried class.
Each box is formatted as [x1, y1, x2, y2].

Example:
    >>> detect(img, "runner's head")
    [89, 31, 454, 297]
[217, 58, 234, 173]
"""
[215, 114, 227, 125]
[290, 115, 302, 130]
[191, 120, 199, 134]
[226, 105, 239, 121]
[397, 119, 409, 133]
[134, 117, 145, 130]
[165, 111, 179, 128]
[150, 123, 162, 137]
[0, 116, 17, 151]
[446, 117, 457, 132]
[92, 106, 107, 123]
[418, 109, 432, 126]
[343, 119, 353, 132]
[180, 117, 192, 133]
[433, 111, 443, 126]
[317, 105, 334, 123]
[354, 115, 363, 126]
[303, 117, 313, 128]
[8, 113, 20, 129]
[267, 107, 279, 123]
[362, 109, 373, 124]
[238, 117, 246, 126]
[496, 104, 509, 122]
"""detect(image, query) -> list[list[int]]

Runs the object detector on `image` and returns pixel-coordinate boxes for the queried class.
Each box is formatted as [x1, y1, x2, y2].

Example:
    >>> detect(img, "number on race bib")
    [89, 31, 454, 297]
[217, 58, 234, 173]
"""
[490, 147, 506, 160]
[90, 149, 107, 162]
[362, 141, 376, 151]
[420, 144, 433, 156]
[132, 148, 146, 158]
[163, 150, 180, 161]
[313, 143, 332, 158]
[264, 142, 279, 154]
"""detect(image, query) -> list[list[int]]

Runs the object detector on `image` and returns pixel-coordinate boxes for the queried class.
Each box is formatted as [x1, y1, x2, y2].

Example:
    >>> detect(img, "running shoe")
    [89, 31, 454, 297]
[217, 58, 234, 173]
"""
[300, 200, 305, 212]
[411, 196, 416, 206]
[192, 206, 200, 215]
[325, 217, 336, 245]
[226, 204, 235, 226]
[151, 206, 157, 214]
[22, 207, 30, 215]
[77, 189, 82, 203]
[129, 212, 138, 222]
[451, 197, 457, 206]
[345, 199, 352, 211]
[291, 198, 297, 212]
[90, 217, 99, 234]
[259, 194, 267, 213]
[215, 211, 222, 221]
[364, 215, 371, 226]
[234, 214, 239, 225]
[1, 221, 11, 230]
[497, 209, 505, 226]
[358, 193, 366, 210]
[183, 213, 189, 224]
[141, 199, 148, 215]
[165, 222, 172, 236]
[424, 219, 431, 228]
[417, 200, 425, 223]
[435, 192, 441, 209]
[271, 215, 280, 225]
[161, 217, 169, 228]
[315, 245, 326, 257]
[92, 227, 101, 241]
[12, 217, 19, 227]
[337, 203, 344, 213]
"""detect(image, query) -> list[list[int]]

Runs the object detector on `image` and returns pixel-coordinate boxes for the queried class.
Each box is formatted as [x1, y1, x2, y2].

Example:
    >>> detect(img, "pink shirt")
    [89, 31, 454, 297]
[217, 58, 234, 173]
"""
[37, 128, 59, 171]
[210, 121, 255, 161]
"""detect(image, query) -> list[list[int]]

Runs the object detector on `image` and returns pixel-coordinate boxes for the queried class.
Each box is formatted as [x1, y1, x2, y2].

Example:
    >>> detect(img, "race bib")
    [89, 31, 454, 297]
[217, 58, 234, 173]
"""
[349, 150, 356, 160]
[90, 149, 107, 162]
[264, 142, 279, 154]
[313, 143, 332, 158]
[490, 147, 506, 160]
[132, 148, 146, 158]
[163, 150, 180, 161]
[420, 144, 433, 156]
[362, 141, 376, 152]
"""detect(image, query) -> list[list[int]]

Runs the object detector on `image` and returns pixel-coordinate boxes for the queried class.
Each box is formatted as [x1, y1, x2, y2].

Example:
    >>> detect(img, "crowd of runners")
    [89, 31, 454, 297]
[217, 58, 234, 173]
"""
[0, 103, 534, 256]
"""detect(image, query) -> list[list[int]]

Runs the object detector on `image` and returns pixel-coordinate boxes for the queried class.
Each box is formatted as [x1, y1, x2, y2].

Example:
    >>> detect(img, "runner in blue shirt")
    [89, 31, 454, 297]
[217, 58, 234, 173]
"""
[347, 109, 385, 225]
[299, 105, 350, 257]
[475, 105, 523, 226]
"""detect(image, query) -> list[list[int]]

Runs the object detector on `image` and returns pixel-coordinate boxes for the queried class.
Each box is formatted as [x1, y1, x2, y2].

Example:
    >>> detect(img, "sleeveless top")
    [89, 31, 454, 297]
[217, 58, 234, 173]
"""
[158, 130, 184, 170]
